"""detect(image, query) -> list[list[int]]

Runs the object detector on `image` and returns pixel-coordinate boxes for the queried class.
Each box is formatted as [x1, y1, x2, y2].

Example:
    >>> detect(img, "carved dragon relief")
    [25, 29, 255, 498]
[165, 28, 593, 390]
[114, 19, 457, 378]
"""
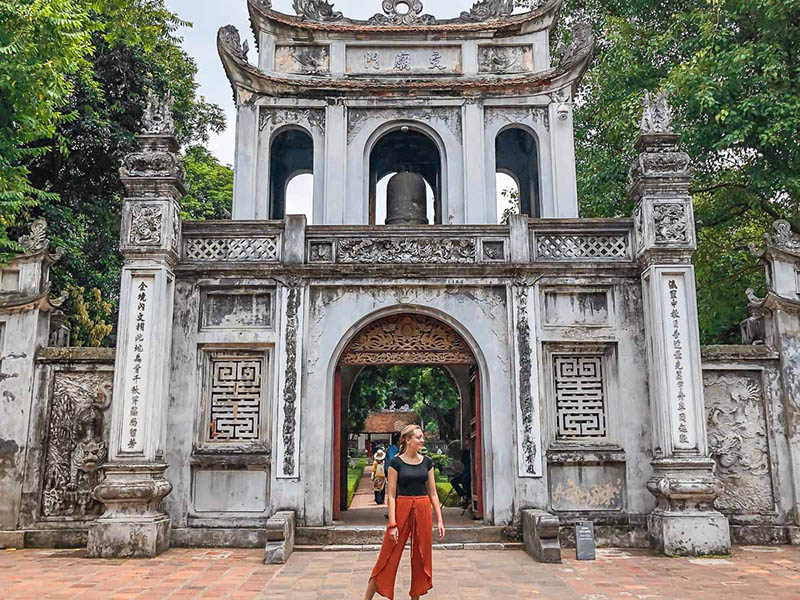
[41, 372, 112, 518]
[459, 0, 515, 23]
[704, 372, 774, 514]
[293, 0, 343, 22]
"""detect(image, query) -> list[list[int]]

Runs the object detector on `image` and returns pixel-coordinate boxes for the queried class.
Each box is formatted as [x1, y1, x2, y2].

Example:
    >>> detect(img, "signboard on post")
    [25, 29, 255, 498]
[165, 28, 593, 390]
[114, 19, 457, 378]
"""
[575, 521, 596, 560]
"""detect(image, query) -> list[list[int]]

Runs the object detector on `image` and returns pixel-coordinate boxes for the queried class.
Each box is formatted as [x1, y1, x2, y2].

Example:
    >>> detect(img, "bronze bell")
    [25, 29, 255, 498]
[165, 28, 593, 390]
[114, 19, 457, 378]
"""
[386, 171, 428, 225]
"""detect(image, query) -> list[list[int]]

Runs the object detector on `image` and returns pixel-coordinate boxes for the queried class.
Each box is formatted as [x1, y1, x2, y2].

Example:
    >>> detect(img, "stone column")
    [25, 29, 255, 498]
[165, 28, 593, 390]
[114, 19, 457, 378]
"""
[747, 222, 800, 525]
[0, 221, 64, 547]
[631, 92, 730, 556]
[87, 93, 183, 558]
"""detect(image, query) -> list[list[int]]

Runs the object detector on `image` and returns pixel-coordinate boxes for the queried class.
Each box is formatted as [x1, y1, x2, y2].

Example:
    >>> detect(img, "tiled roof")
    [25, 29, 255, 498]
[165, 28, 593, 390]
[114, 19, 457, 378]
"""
[364, 411, 419, 433]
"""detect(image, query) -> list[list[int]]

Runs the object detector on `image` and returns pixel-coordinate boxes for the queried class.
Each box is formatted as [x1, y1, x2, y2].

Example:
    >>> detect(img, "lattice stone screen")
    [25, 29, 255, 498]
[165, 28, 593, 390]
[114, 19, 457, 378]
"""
[185, 237, 279, 262]
[535, 233, 629, 260]
[553, 355, 607, 439]
[207, 352, 264, 442]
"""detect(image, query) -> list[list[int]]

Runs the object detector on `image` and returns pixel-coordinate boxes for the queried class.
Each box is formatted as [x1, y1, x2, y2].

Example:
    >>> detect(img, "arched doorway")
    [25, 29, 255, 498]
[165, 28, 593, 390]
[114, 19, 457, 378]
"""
[495, 127, 539, 217]
[269, 128, 313, 220]
[332, 313, 483, 522]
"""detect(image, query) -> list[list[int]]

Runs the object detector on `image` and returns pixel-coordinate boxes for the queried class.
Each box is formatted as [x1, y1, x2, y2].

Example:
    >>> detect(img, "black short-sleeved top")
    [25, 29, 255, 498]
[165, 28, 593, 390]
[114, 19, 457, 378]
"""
[388, 455, 433, 496]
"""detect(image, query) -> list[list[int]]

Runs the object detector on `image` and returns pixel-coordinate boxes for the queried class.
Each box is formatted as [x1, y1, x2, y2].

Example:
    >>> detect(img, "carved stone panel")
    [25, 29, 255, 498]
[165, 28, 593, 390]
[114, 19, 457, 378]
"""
[348, 106, 462, 142]
[653, 203, 688, 244]
[549, 464, 625, 511]
[485, 107, 549, 131]
[128, 203, 163, 246]
[41, 371, 113, 519]
[275, 45, 330, 75]
[346, 46, 462, 76]
[205, 352, 265, 443]
[478, 46, 533, 74]
[200, 290, 274, 329]
[553, 355, 607, 439]
[534, 233, 630, 261]
[336, 238, 476, 264]
[259, 107, 325, 133]
[340, 314, 475, 366]
[704, 371, 774, 514]
[185, 237, 280, 262]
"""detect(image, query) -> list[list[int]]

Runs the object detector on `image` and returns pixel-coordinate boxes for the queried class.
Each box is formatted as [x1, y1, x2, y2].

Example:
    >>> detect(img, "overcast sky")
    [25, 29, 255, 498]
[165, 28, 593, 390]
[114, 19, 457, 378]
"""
[164, 0, 518, 221]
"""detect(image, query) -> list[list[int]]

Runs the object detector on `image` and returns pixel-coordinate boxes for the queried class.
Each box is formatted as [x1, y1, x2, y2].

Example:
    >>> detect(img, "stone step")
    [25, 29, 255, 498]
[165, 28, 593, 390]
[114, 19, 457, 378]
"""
[295, 542, 524, 552]
[296, 525, 510, 546]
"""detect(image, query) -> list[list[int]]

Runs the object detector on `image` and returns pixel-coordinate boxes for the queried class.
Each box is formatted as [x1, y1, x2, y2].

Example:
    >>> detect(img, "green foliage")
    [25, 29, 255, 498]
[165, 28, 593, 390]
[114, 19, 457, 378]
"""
[0, 0, 95, 257]
[349, 366, 461, 440]
[347, 458, 367, 508]
[181, 145, 234, 220]
[67, 285, 114, 347]
[436, 483, 461, 508]
[2, 0, 226, 345]
[519, 0, 800, 342]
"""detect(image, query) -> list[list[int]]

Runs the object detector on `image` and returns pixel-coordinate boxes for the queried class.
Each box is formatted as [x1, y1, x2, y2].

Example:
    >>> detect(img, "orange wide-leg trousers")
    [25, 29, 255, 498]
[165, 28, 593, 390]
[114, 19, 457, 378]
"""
[370, 495, 433, 599]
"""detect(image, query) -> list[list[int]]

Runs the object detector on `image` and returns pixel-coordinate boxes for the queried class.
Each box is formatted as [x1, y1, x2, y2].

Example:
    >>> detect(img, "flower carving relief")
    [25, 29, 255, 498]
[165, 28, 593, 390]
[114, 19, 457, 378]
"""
[652, 203, 688, 244]
[129, 203, 164, 246]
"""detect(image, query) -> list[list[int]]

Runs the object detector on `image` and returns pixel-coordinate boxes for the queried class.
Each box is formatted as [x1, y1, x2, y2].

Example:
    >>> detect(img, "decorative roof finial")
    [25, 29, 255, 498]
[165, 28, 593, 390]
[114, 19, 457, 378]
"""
[639, 90, 673, 135]
[769, 220, 800, 254]
[19, 219, 50, 253]
[459, 0, 515, 23]
[141, 90, 175, 136]
[293, 0, 343, 22]
[368, 0, 436, 26]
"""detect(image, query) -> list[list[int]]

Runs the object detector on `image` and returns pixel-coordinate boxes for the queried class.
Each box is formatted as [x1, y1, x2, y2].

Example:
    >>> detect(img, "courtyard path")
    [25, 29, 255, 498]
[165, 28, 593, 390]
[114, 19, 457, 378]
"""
[1, 545, 798, 599]
[350, 464, 379, 510]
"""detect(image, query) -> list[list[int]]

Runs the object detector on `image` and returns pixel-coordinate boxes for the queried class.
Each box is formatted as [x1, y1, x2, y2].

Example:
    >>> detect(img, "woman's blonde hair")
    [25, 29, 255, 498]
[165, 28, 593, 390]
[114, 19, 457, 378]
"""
[398, 424, 423, 454]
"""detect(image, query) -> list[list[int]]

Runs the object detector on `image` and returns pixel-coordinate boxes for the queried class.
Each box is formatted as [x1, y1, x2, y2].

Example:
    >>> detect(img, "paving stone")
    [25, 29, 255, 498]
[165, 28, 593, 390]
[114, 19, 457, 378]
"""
[0, 546, 799, 599]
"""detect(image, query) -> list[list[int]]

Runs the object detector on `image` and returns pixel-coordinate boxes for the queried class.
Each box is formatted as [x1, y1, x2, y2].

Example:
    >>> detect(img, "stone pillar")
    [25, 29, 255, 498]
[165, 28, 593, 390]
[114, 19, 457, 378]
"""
[87, 93, 183, 558]
[631, 92, 730, 556]
[0, 221, 64, 547]
[747, 222, 800, 525]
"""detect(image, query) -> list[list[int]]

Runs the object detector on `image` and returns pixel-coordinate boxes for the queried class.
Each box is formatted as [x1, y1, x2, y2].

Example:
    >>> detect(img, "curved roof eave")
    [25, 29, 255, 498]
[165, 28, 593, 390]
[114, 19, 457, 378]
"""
[218, 23, 593, 101]
[247, 0, 563, 38]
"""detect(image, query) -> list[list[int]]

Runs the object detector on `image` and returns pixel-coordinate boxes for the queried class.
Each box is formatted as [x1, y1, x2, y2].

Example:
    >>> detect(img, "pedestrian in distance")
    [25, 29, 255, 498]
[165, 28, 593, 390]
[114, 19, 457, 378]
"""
[364, 424, 445, 600]
[372, 448, 387, 505]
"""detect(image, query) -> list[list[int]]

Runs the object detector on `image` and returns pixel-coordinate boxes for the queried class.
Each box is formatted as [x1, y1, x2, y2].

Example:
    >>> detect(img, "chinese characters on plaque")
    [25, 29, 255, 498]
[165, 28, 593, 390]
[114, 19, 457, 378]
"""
[347, 46, 461, 75]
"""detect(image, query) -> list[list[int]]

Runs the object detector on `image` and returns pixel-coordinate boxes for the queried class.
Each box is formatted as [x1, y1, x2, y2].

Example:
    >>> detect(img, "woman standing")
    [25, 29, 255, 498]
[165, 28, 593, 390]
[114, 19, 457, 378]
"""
[364, 424, 445, 600]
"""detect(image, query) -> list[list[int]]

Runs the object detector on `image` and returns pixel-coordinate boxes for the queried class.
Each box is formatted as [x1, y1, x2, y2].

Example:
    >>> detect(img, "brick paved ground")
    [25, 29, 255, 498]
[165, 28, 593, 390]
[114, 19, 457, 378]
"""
[1, 545, 799, 599]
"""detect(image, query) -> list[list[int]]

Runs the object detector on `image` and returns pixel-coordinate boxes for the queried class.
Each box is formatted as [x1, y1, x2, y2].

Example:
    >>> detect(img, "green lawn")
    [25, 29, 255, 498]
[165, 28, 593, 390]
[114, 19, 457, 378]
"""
[434, 470, 461, 508]
[346, 458, 367, 508]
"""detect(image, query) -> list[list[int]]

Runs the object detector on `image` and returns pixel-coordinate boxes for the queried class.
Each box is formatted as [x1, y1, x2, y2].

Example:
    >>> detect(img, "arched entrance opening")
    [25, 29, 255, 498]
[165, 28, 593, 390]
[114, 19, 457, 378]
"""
[495, 127, 539, 218]
[269, 128, 313, 220]
[369, 128, 443, 224]
[333, 313, 483, 524]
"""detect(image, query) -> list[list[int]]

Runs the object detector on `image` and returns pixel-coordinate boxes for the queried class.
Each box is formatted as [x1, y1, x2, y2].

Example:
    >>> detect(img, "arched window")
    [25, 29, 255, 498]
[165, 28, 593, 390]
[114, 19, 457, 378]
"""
[270, 128, 313, 220]
[369, 128, 442, 224]
[495, 127, 539, 219]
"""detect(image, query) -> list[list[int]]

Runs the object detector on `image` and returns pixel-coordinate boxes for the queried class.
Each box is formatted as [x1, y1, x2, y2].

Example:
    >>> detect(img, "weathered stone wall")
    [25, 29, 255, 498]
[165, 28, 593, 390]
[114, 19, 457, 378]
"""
[701, 345, 800, 544]
[17, 348, 115, 548]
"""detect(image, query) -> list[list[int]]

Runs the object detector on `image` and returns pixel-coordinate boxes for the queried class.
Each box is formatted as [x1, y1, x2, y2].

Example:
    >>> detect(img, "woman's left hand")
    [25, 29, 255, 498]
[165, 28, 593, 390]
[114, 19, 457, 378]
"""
[437, 522, 446, 540]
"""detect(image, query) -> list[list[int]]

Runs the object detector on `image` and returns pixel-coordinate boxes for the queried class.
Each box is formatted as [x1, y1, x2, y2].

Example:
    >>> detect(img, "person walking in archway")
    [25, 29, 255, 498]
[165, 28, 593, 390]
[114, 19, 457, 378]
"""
[364, 424, 445, 600]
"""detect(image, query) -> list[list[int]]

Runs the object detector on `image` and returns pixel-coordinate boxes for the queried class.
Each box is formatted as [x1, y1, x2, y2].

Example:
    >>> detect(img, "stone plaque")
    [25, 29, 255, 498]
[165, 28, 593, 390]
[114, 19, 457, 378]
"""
[346, 46, 462, 76]
[201, 290, 274, 329]
[575, 522, 596, 560]
[275, 45, 330, 75]
[543, 291, 609, 327]
[549, 464, 624, 511]
[478, 46, 534, 74]
[193, 469, 268, 513]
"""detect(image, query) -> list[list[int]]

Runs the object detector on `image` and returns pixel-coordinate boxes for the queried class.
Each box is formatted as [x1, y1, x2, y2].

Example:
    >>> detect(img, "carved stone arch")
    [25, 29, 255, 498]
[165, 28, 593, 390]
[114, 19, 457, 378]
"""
[339, 313, 476, 366]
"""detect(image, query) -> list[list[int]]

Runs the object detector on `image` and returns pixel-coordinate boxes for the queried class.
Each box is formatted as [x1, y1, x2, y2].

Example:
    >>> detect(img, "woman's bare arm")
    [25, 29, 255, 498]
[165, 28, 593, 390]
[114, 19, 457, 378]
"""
[387, 466, 399, 541]
[427, 467, 445, 540]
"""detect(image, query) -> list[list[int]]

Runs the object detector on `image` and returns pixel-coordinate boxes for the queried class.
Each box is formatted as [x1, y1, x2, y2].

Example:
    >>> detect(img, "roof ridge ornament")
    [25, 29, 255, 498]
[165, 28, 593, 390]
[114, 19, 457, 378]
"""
[293, 0, 343, 22]
[368, 0, 436, 26]
[458, 0, 515, 23]
[639, 90, 674, 135]
[219, 25, 249, 64]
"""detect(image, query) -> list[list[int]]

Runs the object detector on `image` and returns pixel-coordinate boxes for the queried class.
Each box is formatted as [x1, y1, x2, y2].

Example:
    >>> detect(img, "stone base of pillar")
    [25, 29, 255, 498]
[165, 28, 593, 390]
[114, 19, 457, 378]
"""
[647, 457, 730, 556]
[648, 511, 730, 556]
[87, 515, 171, 558]
[87, 463, 173, 558]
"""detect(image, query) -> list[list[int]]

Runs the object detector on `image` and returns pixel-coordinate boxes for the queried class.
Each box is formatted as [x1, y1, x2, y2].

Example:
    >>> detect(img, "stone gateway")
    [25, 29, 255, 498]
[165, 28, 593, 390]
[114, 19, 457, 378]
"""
[1, 0, 799, 559]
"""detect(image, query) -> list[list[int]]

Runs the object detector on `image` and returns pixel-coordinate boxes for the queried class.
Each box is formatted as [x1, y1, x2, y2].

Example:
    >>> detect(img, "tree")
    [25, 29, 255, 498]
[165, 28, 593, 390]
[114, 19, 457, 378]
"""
[3, 0, 226, 346]
[0, 0, 94, 257]
[348, 366, 461, 441]
[181, 145, 233, 221]
[518, 0, 800, 342]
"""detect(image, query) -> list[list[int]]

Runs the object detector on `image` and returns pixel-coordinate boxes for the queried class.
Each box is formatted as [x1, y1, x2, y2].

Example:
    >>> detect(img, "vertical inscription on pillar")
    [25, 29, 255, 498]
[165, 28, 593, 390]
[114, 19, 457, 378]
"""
[664, 276, 696, 450]
[120, 275, 154, 454]
[516, 286, 538, 475]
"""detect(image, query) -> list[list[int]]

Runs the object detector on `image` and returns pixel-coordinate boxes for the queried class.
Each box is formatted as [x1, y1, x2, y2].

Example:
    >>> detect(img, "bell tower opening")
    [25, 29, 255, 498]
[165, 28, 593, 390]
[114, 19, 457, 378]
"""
[369, 128, 442, 225]
[495, 127, 539, 218]
[269, 128, 313, 220]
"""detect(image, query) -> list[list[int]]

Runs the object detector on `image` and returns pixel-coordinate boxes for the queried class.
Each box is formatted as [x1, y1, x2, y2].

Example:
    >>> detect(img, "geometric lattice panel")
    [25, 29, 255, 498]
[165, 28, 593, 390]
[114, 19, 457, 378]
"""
[185, 237, 279, 262]
[208, 353, 263, 441]
[554, 355, 607, 438]
[536, 234, 629, 260]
